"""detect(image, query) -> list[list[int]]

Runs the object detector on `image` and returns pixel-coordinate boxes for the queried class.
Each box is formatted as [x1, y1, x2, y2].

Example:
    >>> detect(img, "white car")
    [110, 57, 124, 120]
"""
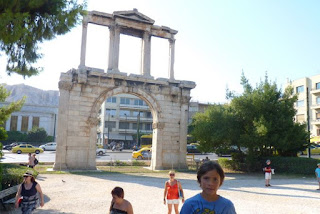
[96, 148, 107, 156]
[39, 142, 57, 151]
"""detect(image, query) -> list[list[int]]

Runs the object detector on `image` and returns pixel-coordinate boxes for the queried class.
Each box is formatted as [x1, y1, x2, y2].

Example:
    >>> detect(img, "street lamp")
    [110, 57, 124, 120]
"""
[137, 111, 141, 147]
[124, 113, 127, 143]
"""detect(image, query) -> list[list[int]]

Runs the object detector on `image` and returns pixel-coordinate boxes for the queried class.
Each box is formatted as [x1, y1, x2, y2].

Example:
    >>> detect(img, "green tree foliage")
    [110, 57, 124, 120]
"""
[0, 0, 86, 77]
[0, 85, 25, 142]
[26, 127, 48, 142]
[191, 73, 308, 158]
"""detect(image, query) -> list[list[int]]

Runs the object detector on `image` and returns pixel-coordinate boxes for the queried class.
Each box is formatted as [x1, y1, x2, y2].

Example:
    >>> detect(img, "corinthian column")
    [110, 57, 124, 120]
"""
[80, 20, 88, 67]
[141, 31, 151, 76]
[168, 38, 175, 80]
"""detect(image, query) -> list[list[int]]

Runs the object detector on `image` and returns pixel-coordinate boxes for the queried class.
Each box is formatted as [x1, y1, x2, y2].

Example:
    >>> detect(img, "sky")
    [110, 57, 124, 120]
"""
[1, 0, 320, 104]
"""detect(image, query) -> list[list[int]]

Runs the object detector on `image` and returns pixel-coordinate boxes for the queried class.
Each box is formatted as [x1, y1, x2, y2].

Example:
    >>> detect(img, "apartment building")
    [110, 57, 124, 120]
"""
[98, 94, 153, 148]
[285, 74, 320, 138]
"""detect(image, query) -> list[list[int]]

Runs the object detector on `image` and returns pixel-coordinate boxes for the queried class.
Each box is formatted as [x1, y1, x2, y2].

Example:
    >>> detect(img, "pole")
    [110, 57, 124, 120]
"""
[125, 114, 127, 143]
[137, 112, 141, 147]
[107, 113, 110, 149]
[53, 114, 57, 142]
[307, 87, 311, 158]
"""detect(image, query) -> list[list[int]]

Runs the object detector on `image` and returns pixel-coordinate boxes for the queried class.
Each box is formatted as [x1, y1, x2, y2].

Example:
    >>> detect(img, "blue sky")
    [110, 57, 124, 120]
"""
[1, 0, 320, 103]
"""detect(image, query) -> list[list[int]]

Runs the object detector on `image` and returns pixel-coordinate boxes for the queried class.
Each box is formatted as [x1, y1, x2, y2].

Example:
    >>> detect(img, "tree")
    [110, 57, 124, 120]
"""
[27, 127, 48, 143]
[191, 73, 308, 157]
[0, 85, 25, 142]
[0, 0, 86, 77]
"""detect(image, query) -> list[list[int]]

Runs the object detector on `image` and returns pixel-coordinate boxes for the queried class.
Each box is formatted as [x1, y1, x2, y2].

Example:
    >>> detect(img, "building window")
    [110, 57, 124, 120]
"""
[10, 116, 18, 131]
[119, 122, 129, 129]
[21, 116, 29, 132]
[296, 114, 305, 123]
[316, 113, 320, 120]
[317, 97, 320, 104]
[316, 83, 320, 90]
[32, 117, 40, 128]
[107, 97, 117, 103]
[120, 97, 130, 105]
[134, 99, 144, 106]
[119, 110, 130, 116]
[132, 123, 143, 129]
[146, 112, 152, 118]
[296, 86, 304, 93]
[106, 109, 116, 116]
[145, 123, 152, 130]
[317, 129, 320, 136]
[105, 121, 116, 129]
[296, 100, 304, 107]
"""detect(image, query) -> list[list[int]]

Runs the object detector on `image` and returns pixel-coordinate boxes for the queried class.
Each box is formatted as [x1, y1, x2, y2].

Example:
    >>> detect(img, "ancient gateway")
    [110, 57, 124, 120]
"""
[53, 9, 195, 170]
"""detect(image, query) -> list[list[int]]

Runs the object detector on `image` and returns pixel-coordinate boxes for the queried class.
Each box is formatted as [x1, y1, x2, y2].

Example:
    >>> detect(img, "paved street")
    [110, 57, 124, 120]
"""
[0, 150, 219, 163]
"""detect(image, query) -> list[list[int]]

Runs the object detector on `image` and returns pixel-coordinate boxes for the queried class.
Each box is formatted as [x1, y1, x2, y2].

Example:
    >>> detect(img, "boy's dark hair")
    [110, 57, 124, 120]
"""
[197, 161, 225, 186]
[111, 186, 124, 198]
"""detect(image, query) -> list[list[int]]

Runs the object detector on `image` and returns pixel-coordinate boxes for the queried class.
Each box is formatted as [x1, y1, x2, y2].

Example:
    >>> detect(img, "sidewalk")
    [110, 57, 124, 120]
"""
[3, 172, 320, 214]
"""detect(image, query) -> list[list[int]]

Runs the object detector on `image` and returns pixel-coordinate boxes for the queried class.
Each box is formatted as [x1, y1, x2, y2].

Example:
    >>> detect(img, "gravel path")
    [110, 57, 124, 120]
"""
[2, 172, 320, 214]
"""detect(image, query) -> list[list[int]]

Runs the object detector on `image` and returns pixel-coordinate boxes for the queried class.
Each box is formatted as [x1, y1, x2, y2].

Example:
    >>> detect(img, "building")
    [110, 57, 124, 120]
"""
[188, 101, 211, 124]
[98, 94, 153, 149]
[0, 84, 59, 138]
[285, 75, 320, 137]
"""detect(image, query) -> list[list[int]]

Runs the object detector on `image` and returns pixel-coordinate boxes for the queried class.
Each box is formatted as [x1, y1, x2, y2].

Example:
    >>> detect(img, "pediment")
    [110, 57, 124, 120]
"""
[113, 9, 155, 25]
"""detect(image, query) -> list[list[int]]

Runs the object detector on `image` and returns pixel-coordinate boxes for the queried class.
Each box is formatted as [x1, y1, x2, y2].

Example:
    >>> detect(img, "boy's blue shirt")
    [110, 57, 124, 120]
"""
[315, 168, 320, 178]
[180, 193, 236, 214]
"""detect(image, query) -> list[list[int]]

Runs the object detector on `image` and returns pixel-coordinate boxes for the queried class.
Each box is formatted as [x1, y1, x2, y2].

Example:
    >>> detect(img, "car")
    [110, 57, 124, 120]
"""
[215, 146, 243, 157]
[300, 144, 320, 155]
[3, 143, 18, 150]
[132, 147, 151, 160]
[11, 144, 44, 154]
[96, 148, 107, 156]
[39, 142, 57, 151]
[187, 144, 201, 154]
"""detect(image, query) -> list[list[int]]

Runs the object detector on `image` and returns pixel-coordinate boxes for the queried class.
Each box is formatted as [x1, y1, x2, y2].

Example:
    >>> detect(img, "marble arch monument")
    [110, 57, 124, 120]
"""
[53, 9, 195, 170]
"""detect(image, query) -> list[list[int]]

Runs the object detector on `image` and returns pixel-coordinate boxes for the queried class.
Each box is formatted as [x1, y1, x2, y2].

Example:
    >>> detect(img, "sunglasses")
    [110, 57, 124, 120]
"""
[169, 174, 175, 176]
[23, 175, 31, 178]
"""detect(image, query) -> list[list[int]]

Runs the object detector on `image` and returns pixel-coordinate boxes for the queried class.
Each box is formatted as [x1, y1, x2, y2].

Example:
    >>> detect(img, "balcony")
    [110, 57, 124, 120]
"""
[310, 104, 320, 110]
[311, 88, 320, 94]
[118, 129, 152, 134]
[311, 119, 320, 125]
[119, 104, 150, 110]
[119, 115, 153, 122]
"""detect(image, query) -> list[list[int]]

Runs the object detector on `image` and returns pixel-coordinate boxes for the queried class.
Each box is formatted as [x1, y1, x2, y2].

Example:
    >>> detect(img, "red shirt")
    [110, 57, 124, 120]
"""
[166, 181, 179, 200]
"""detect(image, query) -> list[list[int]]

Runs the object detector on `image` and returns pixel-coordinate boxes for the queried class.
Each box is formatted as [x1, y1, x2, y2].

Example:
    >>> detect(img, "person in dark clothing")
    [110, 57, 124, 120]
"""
[109, 187, 133, 214]
[15, 170, 44, 213]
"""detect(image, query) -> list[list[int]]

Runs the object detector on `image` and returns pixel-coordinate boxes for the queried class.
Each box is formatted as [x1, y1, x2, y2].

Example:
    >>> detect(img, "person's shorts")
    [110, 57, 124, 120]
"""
[317, 177, 320, 182]
[167, 199, 179, 204]
[265, 172, 271, 180]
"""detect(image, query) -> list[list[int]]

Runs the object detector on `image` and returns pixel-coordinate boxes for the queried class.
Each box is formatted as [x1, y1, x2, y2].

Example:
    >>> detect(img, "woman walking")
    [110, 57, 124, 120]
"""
[15, 170, 44, 213]
[109, 186, 133, 214]
[163, 171, 184, 214]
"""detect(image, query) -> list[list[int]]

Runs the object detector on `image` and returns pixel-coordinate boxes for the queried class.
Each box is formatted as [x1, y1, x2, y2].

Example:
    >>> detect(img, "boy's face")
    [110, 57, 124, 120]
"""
[318, 165, 320, 168]
[267, 161, 271, 165]
[199, 169, 221, 197]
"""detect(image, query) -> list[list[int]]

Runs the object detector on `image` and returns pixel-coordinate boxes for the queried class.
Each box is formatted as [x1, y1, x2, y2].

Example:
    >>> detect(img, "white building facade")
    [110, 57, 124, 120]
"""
[285, 74, 320, 137]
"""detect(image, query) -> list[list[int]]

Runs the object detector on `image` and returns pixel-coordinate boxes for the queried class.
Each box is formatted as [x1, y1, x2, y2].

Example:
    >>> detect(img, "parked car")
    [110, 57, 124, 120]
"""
[132, 147, 151, 160]
[39, 142, 57, 151]
[187, 144, 201, 154]
[300, 144, 320, 155]
[3, 143, 18, 150]
[215, 146, 245, 157]
[96, 148, 107, 156]
[11, 144, 44, 154]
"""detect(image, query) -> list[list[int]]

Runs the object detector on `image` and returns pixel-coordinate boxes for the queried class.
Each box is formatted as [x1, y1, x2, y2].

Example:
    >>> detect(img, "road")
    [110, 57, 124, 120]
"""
[0, 150, 218, 163]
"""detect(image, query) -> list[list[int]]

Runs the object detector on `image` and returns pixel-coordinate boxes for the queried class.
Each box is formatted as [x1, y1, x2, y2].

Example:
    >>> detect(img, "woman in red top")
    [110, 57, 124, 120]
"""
[163, 171, 184, 214]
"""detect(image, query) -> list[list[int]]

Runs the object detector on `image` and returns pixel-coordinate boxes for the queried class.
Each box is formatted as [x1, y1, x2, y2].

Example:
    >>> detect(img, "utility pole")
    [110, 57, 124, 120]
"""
[307, 87, 311, 158]
[137, 112, 141, 147]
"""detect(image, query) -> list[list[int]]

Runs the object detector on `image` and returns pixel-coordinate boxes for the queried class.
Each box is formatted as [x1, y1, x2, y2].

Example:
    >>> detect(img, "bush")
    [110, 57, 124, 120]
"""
[259, 156, 320, 175]
[0, 163, 38, 190]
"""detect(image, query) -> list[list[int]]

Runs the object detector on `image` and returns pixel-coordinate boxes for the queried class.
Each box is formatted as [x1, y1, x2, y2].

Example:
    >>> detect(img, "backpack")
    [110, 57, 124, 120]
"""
[34, 158, 39, 165]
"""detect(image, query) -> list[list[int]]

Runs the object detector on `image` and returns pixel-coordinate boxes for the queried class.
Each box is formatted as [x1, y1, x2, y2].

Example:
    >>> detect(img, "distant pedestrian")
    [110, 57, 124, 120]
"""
[202, 156, 210, 163]
[180, 161, 236, 214]
[27, 153, 35, 168]
[315, 163, 320, 190]
[264, 160, 272, 187]
[15, 170, 44, 213]
[163, 171, 184, 214]
[109, 186, 133, 214]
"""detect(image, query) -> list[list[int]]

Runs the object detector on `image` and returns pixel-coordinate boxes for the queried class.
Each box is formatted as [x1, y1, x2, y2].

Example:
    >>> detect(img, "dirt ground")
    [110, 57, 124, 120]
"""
[2, 172, 320, 214]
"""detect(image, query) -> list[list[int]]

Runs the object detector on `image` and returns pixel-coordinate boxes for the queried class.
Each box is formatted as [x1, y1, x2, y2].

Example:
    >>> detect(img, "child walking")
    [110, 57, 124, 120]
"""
[264, 160, 272, 187]
[315, 163, 320, 190]
[180, 161, 236, 214]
